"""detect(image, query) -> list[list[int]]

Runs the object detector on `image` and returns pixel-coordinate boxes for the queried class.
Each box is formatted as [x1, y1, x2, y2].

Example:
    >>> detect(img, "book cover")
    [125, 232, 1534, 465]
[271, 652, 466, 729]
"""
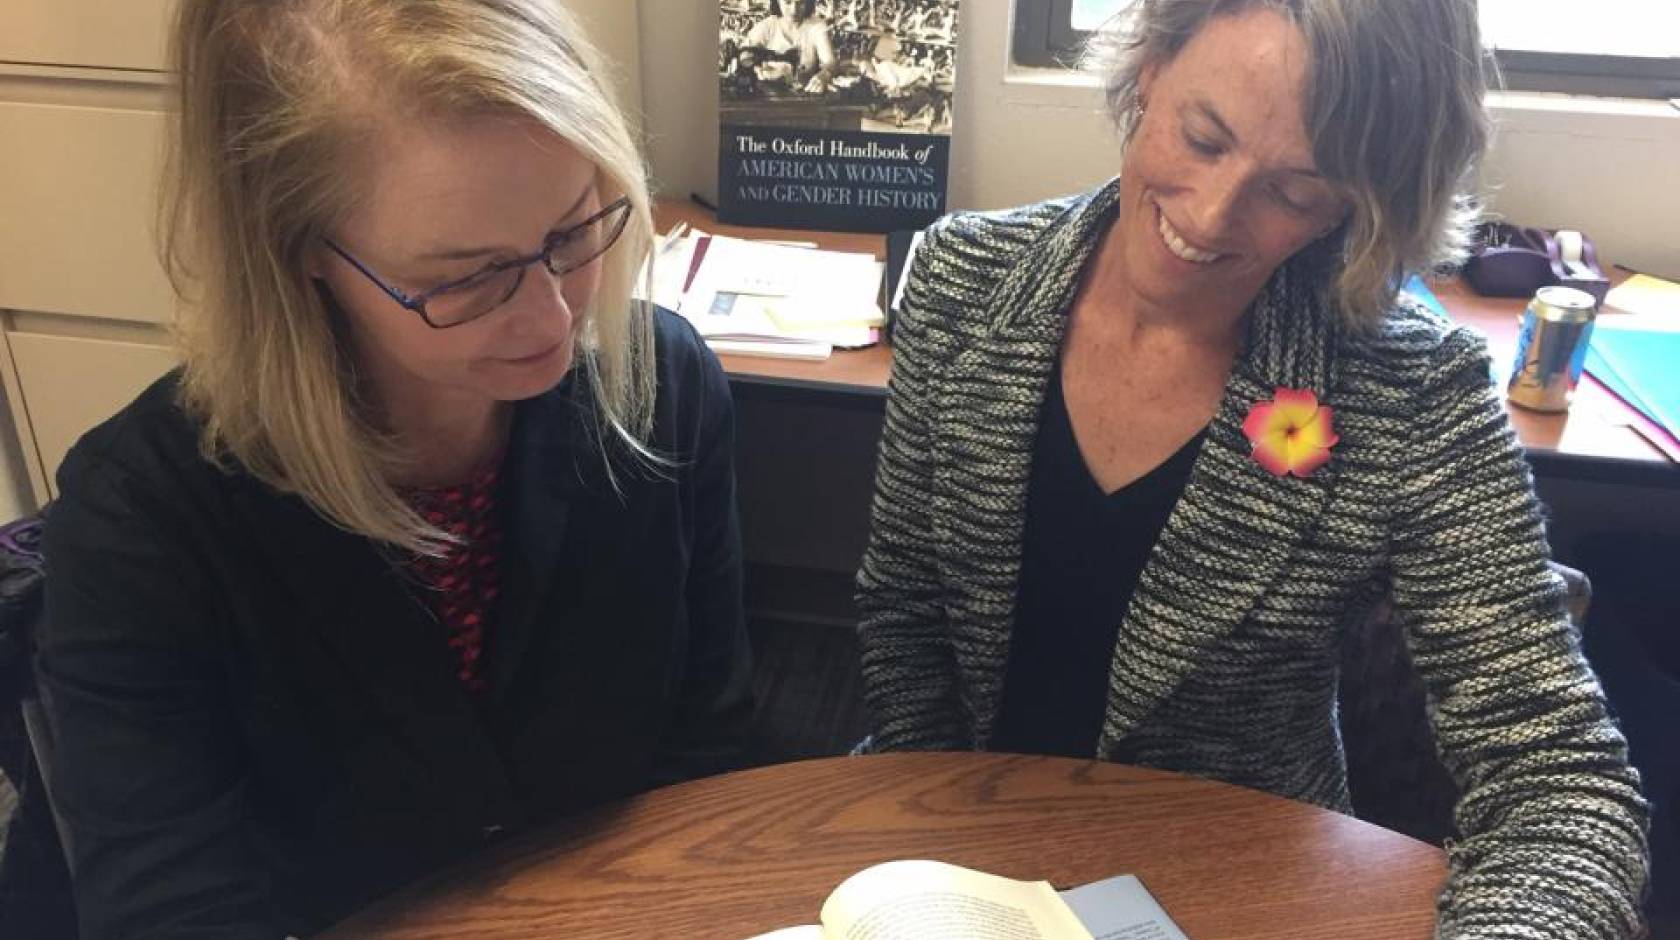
[718, 0, 961, 232]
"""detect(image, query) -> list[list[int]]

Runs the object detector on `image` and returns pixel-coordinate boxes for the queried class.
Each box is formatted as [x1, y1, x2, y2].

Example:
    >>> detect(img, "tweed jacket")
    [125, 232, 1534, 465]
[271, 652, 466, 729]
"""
[855, 181, 1648, 937]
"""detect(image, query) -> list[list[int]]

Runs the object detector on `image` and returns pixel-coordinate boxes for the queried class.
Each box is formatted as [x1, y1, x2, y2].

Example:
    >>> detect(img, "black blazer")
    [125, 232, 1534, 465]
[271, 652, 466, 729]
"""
[36, 309, 753, 940]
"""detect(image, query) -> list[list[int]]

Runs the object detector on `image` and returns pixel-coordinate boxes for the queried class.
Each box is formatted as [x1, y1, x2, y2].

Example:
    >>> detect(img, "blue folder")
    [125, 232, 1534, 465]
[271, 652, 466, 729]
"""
[1586, 327, 1680, 438]
[1402, 274, 1449, 319]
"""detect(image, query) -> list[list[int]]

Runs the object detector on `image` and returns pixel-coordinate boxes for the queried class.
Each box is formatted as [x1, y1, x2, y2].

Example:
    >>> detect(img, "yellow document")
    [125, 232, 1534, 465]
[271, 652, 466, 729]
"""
[1605, 273, 1680, 322]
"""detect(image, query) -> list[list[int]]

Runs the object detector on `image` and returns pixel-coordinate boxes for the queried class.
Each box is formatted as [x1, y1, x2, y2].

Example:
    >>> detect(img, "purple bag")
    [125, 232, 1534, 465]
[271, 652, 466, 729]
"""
[1463, 222, 1610, 303]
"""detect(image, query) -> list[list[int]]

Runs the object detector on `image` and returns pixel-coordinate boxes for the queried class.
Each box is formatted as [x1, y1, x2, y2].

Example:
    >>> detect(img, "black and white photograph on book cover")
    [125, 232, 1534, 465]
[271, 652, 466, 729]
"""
[718, 0, 961, 233]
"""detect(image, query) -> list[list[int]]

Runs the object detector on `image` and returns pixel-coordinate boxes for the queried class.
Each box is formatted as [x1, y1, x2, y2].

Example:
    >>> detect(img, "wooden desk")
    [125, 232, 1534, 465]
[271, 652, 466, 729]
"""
[321, 753, 1446, 940]
[1429, 275, 1673, 482]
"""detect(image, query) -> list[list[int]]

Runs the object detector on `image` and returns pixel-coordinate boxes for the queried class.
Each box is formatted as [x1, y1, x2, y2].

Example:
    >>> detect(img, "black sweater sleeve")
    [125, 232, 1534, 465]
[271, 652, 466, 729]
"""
[38, 454, 282, 940]
[648, 312, 754, 785]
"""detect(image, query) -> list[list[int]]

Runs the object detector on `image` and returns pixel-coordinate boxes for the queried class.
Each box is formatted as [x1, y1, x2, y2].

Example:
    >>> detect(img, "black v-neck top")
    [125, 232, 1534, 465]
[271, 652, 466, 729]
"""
[990, 358, 1205, 758]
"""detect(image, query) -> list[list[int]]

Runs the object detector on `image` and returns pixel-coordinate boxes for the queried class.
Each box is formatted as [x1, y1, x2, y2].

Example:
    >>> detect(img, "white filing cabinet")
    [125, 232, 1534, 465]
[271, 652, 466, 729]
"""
[0, 0, 174, 73]
[0, 0, 180, 508]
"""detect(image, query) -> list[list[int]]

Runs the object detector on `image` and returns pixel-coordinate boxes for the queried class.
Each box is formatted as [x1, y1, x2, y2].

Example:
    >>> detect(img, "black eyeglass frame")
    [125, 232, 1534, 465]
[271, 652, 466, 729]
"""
[320, 195, 633, 329]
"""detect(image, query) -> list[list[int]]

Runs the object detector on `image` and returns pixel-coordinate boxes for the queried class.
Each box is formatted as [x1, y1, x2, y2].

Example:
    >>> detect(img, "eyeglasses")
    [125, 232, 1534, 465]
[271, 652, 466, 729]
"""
[321, 196, 632, 329]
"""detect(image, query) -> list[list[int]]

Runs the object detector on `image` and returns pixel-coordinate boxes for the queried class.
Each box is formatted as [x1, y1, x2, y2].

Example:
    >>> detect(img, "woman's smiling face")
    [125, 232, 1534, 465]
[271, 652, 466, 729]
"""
[1116, 7, 1350, 317]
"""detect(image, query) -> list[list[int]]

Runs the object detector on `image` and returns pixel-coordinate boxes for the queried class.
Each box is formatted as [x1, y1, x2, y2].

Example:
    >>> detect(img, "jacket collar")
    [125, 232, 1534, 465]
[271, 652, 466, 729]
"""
[486, 375, 593, 700]
[229, 472, 510, 798]
[932, 178, 1345, 750]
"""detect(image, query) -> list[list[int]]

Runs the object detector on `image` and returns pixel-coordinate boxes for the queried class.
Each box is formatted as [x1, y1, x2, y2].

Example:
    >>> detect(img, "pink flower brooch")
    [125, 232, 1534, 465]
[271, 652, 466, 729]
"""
[1241, 388, 1338, 478]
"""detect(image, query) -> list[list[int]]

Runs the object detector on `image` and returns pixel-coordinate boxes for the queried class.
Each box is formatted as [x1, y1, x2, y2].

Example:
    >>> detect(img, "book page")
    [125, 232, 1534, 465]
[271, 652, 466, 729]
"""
[1059, 876, 1189, 940]
[819, 860, 1093, 940]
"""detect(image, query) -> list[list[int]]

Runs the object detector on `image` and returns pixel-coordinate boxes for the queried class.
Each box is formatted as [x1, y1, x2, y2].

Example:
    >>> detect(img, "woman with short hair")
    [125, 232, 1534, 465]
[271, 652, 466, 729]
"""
[36, 1, 752, 936]
[856, 0, 1648, 934]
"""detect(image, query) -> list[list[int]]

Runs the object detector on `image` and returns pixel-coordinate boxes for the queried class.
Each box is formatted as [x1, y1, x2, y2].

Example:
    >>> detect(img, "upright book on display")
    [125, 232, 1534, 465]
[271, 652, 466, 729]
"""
[718, 0, 961, 232]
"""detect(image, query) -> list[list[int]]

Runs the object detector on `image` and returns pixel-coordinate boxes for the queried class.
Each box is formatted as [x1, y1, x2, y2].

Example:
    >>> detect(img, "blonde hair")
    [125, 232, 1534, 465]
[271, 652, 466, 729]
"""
[1090, 0, 1490, 329]
[161, 0, 657, 553]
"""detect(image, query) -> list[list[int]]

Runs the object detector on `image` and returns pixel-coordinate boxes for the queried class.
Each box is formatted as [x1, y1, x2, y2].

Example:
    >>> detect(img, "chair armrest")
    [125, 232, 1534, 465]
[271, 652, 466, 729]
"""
[1549, 560, 1592, 628]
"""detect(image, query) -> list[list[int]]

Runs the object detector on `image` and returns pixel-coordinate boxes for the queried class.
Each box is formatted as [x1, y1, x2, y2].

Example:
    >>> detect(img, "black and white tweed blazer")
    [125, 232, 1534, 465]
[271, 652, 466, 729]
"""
[856, 180, 1648, 937]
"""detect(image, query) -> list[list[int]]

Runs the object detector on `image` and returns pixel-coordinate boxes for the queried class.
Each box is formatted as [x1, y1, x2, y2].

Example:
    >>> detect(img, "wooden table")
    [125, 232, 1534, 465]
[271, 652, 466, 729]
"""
[320, 753, 1447, 940]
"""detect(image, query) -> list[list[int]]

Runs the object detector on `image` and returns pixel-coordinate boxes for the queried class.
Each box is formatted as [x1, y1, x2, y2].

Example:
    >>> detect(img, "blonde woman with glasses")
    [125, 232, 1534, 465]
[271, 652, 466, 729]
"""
[857, 0, 1648, 934]
[34, 1, 752, 936]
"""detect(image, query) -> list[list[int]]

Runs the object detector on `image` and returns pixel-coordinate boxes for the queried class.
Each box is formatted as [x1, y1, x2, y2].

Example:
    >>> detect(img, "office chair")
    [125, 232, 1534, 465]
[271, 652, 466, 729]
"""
[1577, 532, 1680, 932]
[0, 511, 76, 938]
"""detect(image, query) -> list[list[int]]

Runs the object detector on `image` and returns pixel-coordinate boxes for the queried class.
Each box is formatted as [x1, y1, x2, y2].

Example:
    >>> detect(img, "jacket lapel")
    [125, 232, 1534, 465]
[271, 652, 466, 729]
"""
[1096, 255, 1345, 753]
[931, 183, 1116, 744]
[231, 479, 504, 781]
[487, 379, 589, 703]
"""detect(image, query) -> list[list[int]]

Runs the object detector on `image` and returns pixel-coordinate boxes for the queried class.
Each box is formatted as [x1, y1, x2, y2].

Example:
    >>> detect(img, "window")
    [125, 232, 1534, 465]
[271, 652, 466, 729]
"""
[1012, 0, 1680, 99]
[1012, 0, 1119, 69]
[1483, 0, 1680, 98]
[1070, 0, 1123, 31]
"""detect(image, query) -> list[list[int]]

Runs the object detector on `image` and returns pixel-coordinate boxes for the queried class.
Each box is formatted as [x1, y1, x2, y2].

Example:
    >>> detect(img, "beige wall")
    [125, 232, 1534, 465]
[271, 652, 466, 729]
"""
[567, 0, 644, 126]
[636, 1, 1680, 278]
[1479, 95, 1680, 278]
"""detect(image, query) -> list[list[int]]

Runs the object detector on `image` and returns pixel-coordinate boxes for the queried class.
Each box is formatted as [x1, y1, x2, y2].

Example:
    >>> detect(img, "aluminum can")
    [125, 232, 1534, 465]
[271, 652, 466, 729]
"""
[1508, 286, 1598, 412]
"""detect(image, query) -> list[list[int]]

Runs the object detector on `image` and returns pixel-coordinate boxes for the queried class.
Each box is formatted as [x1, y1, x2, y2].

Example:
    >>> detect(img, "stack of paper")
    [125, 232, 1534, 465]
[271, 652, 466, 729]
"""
[639, 225, 886, 361]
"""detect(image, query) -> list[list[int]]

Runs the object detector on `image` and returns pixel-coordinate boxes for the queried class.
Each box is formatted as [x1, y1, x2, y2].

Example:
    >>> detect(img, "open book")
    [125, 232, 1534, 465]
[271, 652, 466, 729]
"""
[743, 860, 1187, 940]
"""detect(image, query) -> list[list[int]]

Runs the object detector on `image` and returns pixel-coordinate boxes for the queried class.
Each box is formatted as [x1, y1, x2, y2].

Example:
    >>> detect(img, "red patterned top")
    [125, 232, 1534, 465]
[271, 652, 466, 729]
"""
[403, 462, 504, 694]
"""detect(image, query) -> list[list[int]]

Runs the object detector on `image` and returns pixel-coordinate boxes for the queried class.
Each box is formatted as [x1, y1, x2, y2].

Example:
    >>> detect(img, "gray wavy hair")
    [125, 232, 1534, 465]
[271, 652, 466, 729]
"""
[1090, 0, 1491, 329]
